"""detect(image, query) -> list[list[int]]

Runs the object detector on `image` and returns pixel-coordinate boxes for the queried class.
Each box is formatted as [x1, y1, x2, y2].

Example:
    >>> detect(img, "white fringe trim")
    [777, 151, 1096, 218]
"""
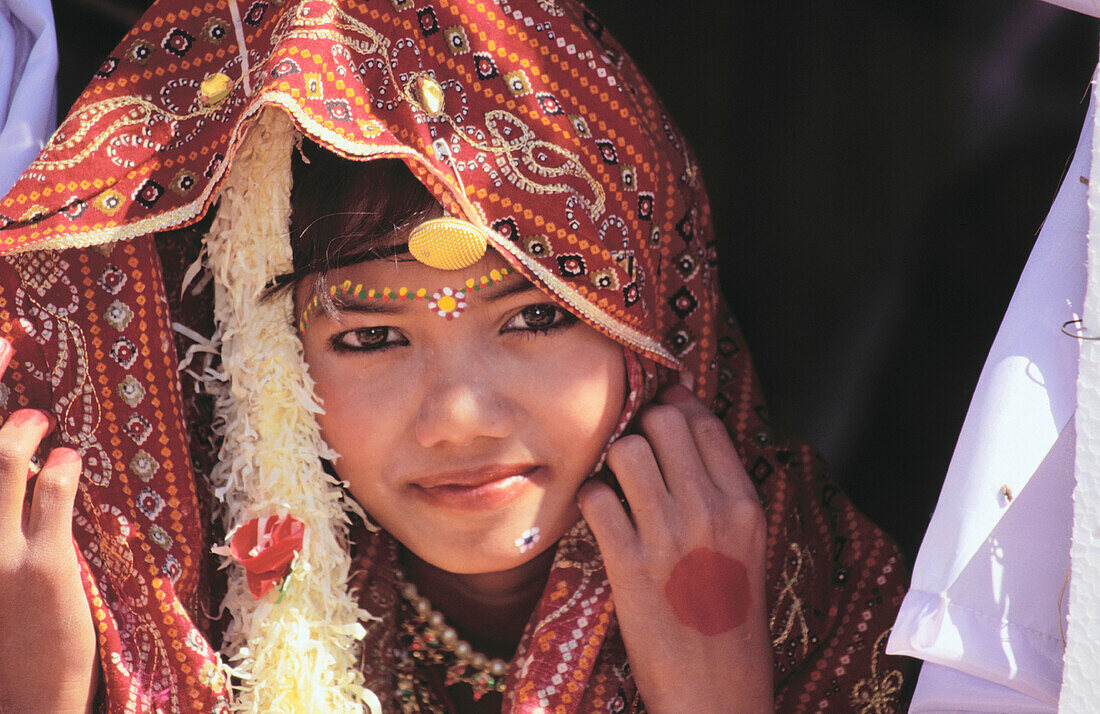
[204, 107, 381, 714]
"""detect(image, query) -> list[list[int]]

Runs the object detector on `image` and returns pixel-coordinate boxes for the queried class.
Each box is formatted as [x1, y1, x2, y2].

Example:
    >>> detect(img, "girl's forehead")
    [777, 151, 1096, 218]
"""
[297, 248, 545, 329]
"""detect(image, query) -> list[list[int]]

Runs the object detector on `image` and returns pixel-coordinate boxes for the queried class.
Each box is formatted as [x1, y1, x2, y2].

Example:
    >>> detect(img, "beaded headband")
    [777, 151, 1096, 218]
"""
[297, 266, 514, 332]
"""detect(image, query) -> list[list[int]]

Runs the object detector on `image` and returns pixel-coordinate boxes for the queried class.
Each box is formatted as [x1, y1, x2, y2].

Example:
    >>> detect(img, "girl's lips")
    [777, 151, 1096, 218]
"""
[411, 465, 539, 510]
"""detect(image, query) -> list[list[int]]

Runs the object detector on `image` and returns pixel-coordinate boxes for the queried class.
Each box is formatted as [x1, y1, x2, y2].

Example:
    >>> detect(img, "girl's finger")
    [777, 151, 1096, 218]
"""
[27, 448, 82, 545]
[0, 338, 21, 530]
[0, 338, 12, 380]
[637, 404, 712, 502]
[0, 410, 53, 532]
[576, 479, 639, 567]
[604, 434, 670, 522]
[658, 385, 757, 500]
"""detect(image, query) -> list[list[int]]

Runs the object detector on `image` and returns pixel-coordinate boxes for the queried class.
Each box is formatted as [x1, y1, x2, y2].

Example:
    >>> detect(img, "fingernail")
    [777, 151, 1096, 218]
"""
[6, 409, 50, 429]
[45, 447, 81, 466]
[678, 370, 695, 390]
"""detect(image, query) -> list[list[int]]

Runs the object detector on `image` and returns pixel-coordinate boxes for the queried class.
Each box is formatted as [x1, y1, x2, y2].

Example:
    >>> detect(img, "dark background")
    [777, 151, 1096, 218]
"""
[53, 0, 1099, 562]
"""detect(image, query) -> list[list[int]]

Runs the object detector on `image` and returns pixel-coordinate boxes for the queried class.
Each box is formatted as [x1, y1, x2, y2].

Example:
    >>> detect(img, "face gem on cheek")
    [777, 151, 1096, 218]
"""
[515, 526, 541, 553]
[663, 547, 750, 636]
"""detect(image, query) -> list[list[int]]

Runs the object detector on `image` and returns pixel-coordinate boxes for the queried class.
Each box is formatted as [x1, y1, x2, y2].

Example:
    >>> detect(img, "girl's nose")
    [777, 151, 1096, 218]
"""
[414, 368, 513, 448]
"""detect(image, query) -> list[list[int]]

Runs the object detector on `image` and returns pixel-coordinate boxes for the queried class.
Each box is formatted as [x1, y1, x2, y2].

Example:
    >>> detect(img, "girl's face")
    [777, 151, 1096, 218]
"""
[297, 249, 627, 574]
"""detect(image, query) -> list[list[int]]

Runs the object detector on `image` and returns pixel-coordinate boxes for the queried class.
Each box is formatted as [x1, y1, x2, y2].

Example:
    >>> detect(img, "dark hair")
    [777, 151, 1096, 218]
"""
[270, 142, 440, 304]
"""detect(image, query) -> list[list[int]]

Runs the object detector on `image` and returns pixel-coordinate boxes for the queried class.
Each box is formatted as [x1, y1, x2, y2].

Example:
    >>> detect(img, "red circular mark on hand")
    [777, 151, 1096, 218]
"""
[664, 547, 750, 636]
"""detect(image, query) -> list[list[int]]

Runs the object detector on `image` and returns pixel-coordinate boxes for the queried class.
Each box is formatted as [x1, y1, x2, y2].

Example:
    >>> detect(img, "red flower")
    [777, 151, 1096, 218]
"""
[228, 515, 305, 599]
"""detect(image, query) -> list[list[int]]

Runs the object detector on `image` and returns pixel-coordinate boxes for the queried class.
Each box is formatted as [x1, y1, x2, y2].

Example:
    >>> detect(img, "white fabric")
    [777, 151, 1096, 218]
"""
[896, 423, 1075, 711]
[1039, 0, 1100, 17]
[886, 91, 1090, 710]
[912, 663, 1062, 714]
[0, 0, 57, 197]
[1058, 48, 1100, 714]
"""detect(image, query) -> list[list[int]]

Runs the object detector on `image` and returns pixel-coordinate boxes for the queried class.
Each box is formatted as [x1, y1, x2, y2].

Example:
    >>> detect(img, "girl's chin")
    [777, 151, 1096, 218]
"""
[381, 498, 582, 574]
[406, 535, 550, 574]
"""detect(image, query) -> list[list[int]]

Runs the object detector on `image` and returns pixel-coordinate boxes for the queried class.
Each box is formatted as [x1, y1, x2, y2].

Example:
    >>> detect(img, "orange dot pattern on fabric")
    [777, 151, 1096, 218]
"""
[0, 238, 226, 711]
[0, 0, 714, 373]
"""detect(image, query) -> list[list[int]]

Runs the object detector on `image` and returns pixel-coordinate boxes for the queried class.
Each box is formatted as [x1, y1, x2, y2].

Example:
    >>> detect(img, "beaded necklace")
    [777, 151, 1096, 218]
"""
[392, 569, 510, 710]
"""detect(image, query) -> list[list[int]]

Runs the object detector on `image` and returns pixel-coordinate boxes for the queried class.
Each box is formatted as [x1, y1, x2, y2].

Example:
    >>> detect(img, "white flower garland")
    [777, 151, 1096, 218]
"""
[204, 107, 381, 713]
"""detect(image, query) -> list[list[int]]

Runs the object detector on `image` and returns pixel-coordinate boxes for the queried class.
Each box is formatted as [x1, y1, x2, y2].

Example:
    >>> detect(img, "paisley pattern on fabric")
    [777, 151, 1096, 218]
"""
[0, 240, 226, 712]
[0, 0, 712, 368]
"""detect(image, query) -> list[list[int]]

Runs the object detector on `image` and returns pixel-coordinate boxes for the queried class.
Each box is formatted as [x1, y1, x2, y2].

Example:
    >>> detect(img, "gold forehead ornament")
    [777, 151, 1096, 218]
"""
[408, 216, 488, 271]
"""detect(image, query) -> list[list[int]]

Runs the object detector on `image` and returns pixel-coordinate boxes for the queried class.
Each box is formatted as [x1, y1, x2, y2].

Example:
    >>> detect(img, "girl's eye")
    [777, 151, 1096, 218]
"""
[330, 326, 406, 352]
[504, 303, 576, 334]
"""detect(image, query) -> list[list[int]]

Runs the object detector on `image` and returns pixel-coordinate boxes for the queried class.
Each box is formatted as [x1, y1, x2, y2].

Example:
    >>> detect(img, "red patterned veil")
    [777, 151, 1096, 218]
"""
[0, 0, 911, 710]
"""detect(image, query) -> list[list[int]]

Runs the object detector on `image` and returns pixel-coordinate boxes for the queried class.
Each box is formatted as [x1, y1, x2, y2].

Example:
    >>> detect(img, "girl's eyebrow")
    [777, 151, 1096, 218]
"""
[483, 278, 540, 302]
[330, 298, 409, 315]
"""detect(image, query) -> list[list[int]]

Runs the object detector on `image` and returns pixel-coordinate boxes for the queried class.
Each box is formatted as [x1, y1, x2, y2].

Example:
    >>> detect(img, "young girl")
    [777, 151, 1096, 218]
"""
[0, 0, 910, 711]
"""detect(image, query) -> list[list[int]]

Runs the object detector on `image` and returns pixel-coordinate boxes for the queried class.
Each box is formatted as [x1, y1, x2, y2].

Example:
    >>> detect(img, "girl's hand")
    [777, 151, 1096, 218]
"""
[578, 383, 773, 713]
[0, 338, 98, 713]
